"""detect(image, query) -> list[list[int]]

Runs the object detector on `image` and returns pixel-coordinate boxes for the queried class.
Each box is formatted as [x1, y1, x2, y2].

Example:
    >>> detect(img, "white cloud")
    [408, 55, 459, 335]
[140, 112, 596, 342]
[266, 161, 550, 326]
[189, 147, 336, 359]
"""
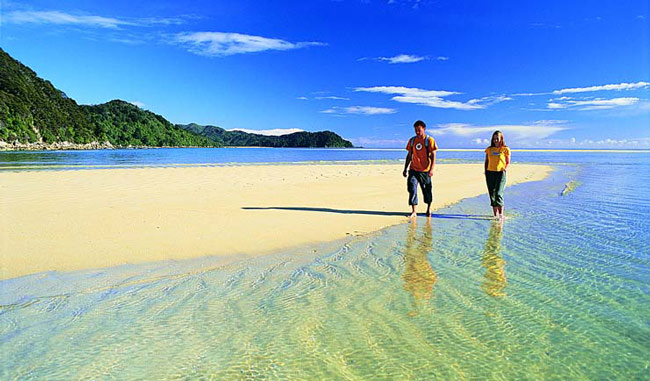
[346, 106, 396, 114]
[513, 81, 650, 97]
[553, 81, 650, 95]
[139, 17, 189, 26]
[228, 128, 304, 136]
[350, 137, 406, 148]
[547, 97, 639, 110]
[538, 137, 650, 148]
[355, 86, 503, 110]
[314, 96, 350, 100]
[432, 121, 566, 141]
[346, 137, 407, 150]
[109, 38, 146, 45]
[2, 10, 192, 29]
[378, 54, 426, 64]
[467, 95, 512, 106]
[321, 106, 397, 115]
[173, 32, 325, 56]
[296, 96, 309, 100]
[436, 56, 449, 61]
[533, 119, 569, 125]
[128, 100, 145, 108]
[472, 138, 489, 145]
[4, 10, 135, 29]
[356, 86, 457, 98]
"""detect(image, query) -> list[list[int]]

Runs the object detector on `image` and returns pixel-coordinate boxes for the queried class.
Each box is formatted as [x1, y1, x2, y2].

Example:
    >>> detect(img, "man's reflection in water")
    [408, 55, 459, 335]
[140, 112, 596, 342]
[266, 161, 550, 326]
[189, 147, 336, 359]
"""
[481, 219, 507, 297]
[402, 218, 437, 316]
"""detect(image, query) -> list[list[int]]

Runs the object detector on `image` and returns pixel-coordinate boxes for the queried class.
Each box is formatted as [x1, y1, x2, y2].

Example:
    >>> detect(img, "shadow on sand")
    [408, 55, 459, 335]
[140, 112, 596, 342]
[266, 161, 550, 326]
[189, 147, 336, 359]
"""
[242, 206, 492, 220]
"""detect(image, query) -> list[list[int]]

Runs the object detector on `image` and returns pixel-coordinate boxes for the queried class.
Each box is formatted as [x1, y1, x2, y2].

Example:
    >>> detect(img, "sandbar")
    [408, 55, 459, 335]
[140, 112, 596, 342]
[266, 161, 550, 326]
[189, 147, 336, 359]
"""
[1, 163, 552, 279]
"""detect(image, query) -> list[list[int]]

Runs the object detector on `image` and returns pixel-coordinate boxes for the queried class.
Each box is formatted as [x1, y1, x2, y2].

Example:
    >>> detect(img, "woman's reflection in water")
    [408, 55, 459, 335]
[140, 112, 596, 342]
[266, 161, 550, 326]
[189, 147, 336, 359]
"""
[402, 219, 437, 317]
[481, 219, 507, 297]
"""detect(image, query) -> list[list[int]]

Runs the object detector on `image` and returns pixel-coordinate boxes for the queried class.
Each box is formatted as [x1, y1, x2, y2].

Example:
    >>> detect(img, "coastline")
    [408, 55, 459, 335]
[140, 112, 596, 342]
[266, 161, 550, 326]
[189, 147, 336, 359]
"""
[2, 142, 649, 153]
[0, 140, 219, 151]
[1, 162, 552, 279]
[0, 140, 117, 151]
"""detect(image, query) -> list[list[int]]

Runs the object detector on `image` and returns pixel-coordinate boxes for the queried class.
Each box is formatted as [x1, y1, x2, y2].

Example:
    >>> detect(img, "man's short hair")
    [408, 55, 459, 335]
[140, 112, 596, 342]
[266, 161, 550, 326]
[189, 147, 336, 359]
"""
[414, 120, 426, 129]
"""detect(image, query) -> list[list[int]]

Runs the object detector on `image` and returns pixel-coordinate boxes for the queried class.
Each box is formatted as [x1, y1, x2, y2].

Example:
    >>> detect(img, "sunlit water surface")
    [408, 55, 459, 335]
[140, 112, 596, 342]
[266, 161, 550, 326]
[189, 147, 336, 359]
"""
[1, 152, 649, 379]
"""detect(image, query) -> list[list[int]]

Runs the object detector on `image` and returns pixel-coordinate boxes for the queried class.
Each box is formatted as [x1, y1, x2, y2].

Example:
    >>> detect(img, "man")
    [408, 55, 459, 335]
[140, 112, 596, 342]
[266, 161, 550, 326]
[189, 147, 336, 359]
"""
[403, 120, 438, 218]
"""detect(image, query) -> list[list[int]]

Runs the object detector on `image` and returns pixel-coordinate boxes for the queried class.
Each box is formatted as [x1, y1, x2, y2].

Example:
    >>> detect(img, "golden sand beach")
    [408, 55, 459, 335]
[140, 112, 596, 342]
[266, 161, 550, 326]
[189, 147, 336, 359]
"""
[0, 163, 551, 279]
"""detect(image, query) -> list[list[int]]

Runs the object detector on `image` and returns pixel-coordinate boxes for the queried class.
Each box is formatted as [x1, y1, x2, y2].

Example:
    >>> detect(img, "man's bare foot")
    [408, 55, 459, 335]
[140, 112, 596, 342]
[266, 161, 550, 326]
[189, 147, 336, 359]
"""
[408, 211, 417, 219]
[426, 211, 432, 218]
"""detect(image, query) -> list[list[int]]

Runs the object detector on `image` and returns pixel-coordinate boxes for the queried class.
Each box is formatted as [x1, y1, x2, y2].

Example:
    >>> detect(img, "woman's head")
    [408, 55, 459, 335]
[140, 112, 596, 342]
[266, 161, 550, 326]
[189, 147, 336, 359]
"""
[491, 131, 505, 147]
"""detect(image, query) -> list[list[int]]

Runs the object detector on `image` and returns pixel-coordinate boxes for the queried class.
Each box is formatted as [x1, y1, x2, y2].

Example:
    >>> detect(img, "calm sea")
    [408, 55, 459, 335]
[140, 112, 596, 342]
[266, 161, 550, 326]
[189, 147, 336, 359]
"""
[1, 148, 649, 379]
[2, 147, 647, 170]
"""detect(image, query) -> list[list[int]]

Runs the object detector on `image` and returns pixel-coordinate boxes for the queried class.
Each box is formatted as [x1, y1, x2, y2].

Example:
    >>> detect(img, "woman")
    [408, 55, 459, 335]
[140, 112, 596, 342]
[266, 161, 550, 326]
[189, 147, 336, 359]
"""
[484, 131, 510, 219]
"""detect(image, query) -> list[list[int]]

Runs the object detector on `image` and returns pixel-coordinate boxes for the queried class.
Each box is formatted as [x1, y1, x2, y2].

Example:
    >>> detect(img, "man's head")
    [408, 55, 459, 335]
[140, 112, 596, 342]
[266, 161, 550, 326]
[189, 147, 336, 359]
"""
[413, 120, 426, 137]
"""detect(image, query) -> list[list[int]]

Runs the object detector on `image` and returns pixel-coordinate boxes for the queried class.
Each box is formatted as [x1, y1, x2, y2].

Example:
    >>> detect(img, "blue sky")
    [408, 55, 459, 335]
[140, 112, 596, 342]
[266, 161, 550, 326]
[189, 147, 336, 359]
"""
[1, 0, 649, 148]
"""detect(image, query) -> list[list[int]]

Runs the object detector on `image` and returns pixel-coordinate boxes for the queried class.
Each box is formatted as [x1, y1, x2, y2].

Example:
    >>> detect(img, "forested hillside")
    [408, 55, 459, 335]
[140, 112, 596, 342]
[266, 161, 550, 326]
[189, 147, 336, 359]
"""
[0, 48, 216, 148]
[180, 123, 354, 148]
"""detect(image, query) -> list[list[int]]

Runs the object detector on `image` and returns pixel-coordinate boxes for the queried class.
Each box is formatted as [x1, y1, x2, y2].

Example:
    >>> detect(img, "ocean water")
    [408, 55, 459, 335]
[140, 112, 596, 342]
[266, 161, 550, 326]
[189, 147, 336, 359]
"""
[0, 148, 410, 170]
[1, 150, 649, 379]
[3, 147, 645, 170]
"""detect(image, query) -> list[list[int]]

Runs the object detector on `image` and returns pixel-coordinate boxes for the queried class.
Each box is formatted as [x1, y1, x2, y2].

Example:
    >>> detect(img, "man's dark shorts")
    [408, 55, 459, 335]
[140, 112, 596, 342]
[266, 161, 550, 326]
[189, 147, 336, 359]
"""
[407, 169, 432, 206]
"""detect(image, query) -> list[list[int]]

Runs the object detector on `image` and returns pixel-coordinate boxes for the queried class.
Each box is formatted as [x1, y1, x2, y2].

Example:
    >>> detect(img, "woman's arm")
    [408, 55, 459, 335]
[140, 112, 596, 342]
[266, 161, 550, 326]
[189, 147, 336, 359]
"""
[484, 153, 489, 173]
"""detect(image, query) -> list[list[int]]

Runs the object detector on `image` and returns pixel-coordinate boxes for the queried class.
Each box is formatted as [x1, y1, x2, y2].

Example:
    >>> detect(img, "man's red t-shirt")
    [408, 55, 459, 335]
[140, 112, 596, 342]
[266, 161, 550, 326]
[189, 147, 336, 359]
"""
[406, 136, 438, 172]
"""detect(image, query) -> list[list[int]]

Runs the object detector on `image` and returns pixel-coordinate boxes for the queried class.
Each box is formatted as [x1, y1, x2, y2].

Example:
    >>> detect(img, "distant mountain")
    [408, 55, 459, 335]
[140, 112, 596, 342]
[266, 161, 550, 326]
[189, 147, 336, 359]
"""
[0, 47, 353, 149]
[179, 123, 354, 148]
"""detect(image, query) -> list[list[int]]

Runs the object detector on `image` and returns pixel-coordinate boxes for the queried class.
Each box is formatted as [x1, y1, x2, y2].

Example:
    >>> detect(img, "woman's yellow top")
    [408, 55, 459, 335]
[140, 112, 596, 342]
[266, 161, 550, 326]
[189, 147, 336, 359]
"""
[485, 146, 510, 172]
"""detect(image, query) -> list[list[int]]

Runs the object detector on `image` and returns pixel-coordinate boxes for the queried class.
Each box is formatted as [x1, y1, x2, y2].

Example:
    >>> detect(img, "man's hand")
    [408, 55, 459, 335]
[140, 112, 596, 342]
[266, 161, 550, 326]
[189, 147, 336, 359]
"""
[428, 170, 433, 177]
[403, 169, 408, 177]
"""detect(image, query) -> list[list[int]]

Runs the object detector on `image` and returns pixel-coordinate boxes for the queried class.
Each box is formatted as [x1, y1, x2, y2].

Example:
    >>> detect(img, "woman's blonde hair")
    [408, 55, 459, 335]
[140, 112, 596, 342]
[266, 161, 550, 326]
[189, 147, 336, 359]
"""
[490, 130, 506, 147]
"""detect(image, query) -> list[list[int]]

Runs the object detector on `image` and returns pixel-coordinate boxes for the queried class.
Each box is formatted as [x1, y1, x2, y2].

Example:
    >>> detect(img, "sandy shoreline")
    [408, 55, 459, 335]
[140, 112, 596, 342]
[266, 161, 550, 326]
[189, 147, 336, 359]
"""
[1, 163, 552, 279]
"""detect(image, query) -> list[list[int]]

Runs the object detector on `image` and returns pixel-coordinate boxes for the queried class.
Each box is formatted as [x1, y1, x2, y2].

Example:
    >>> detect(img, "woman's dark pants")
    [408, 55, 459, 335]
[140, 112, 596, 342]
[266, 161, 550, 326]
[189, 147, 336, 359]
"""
[485, 170, 507, 207]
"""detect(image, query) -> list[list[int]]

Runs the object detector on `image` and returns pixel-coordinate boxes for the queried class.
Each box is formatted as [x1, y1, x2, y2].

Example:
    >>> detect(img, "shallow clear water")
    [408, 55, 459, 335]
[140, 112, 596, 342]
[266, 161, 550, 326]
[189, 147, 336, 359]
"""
[1, 153, 649, 378]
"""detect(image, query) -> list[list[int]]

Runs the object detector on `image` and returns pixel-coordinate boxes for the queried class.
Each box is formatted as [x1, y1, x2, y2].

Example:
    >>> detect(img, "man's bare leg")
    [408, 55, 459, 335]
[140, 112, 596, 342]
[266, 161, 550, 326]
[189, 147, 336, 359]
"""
[409, 204, 417, 219]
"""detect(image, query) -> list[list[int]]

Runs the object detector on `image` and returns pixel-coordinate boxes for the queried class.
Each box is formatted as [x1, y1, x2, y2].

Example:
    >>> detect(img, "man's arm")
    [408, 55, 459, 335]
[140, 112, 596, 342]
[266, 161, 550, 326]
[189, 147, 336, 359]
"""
[428, 150, 436, 177]
[403, 152, 412, 177]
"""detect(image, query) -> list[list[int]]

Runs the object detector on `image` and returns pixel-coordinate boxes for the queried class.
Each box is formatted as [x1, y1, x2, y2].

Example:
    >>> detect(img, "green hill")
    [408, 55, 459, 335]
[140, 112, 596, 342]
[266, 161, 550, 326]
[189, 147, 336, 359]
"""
[0, 47, 353, 149]
[81, 100, 217, 147]
[0, 48, 93, 144]
[179, 123, 354, 148]
[0, 48, 217, 148]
